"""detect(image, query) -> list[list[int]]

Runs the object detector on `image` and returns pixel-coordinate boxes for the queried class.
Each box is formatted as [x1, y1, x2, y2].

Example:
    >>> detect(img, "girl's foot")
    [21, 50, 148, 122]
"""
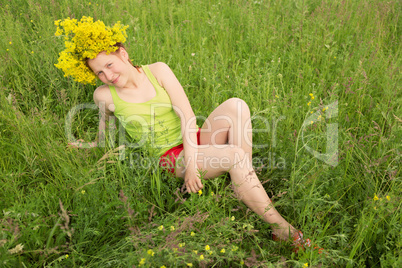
[273, 230, 324, 254]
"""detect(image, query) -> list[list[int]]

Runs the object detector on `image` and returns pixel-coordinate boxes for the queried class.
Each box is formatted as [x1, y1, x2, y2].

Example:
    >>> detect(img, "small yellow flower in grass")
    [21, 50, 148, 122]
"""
[170, 226, 175, 231]
[9, 41, 12, 45]
[81, 190, 86, 194]
[31, 51, 34, 54]
[193, 250, 198, 254]
[186, 263, 193, 267]
[309, 93, 313, 97]
[322, 107, 326, 112]
[373, 194, 379, 201]
[307, 102, 311, 106]
[232, 245, 238, 252]
[205, 245, 210, 251]
[161, 266, 166, 268]
[311, 96, 315, 100]
[190, 231, 195, 236]
[200, 255, 204, 260]
[386, 195, 391, 201]
[240, 260, 244, 265]
[198, 190, 202, 196]
[65, 254, 69, 259]
[210, 192, 214, 196]
[139, 258, 146, 266]
[303, 263, 309, 267]
[6, 49, 9, 51]
[311, 121, 314, 124]
[158, 225, 164, 231]
[231, 216, 235, 221]
[179, 243, 185, 247]
[220, 248, 225, 253]
[147, 249, 155, 256]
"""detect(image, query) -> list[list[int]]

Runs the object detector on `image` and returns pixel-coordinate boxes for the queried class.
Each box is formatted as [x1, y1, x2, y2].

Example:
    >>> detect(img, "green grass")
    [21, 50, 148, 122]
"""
[0, 0, 401, 267]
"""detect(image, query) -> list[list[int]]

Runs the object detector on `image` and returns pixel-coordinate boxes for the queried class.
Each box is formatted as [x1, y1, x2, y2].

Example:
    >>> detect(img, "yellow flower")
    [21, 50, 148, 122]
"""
[186, 263, 193, 267]
[307, 102, 311, 106]
[65, 254, 69, 259]
[161, 266, 166, 268]
[9, 41, 12, 45]
[54, 16, 129, 85]
[81, 190, 86, 194]
[240, 260, 244, 265]
[386, 195, 391, 201]
[147, 249, 155, 256]
[179, 243, 185, 247]
[170, 226, 175, 231]
[205, 245, 210, 251]
[198, 190, 202, 196]
[311, 96, 315, 100]
[158, 225, 164, 230]
[231, 216, 235, 221]
[303, 263, 309, 267]
[210, 192, 214, 196]
[373, 194, 379, 201]
[232, 245, 238, 251]
[193, 250, 198, 254]
[139, 258, 146, 266]
[200, 255, 204, 260]
[190, 231, 195, 236]
[220, 248, 225, 253]
[309, 93, 313, 97]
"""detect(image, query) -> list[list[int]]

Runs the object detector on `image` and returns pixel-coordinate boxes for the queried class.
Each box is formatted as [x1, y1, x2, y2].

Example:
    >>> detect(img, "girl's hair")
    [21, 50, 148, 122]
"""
[85, 42, 141, 73]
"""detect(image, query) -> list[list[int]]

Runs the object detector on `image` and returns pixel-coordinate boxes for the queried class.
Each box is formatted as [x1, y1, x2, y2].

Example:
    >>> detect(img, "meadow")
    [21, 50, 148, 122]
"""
[0, 0, 401, 267]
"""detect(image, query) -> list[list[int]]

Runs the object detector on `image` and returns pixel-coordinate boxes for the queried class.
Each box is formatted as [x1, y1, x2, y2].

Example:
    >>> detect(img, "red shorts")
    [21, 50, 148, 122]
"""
[159, 129, 201, 174]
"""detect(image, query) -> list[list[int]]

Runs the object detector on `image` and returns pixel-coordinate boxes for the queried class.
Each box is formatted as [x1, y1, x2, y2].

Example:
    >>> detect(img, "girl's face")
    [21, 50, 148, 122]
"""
[87, 48, 130, 87]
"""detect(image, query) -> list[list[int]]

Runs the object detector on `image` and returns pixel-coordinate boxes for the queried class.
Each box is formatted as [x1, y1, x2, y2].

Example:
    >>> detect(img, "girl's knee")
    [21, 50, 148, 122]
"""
[225, 98, 250, 117]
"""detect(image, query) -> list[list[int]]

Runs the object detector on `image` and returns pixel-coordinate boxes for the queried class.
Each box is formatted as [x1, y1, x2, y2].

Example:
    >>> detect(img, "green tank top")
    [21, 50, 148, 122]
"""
[109, 65, 182, 156]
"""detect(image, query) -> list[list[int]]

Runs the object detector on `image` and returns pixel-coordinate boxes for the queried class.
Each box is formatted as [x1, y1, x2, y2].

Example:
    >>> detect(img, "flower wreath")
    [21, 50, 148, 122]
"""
[54, 16, 129, 85]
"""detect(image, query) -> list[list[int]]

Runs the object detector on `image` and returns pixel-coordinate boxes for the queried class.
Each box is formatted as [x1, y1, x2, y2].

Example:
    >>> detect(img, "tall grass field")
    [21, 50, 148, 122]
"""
[0, 0, 401, 267]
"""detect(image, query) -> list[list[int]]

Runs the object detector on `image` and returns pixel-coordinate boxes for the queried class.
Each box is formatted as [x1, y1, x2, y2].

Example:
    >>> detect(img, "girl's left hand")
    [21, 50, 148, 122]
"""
[183, 168, 203, 193]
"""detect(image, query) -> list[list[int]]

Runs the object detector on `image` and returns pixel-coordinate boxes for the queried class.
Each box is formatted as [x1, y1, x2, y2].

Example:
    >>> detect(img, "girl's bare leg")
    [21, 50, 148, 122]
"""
[177, 98, 297, 240]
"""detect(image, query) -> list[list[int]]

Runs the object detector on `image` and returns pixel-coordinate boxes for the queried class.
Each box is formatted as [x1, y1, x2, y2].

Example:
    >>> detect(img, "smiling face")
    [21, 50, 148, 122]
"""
[87, 48, 131, 87]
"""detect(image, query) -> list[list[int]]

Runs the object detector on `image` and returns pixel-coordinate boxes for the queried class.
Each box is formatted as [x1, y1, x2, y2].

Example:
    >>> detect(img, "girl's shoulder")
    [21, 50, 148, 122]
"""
[93, 85, 114, 113]
[147, 62, 173, 86]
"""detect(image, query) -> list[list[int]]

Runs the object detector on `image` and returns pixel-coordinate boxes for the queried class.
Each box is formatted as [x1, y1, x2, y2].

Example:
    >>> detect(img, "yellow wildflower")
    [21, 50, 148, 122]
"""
[54, 16, 129, 85]
[373, 194, 379, 201]
[158, 225, 164, 231]
[193, 250, 198, 254]
[170, 226, 175, 231]
[186, 263, 193, 267]
[232, 245, 238, 251]
[179, 243, 185, 247]
[307, 102, 311, 106]
[210, 192, 214, 196]
[198, 190, 202, 196]
[303, 263, 309, 267]
[139, 258, 146, 266]
[309, 93, 313, 97]
[311, 96, 315, 100]
[9, 41, 12, 45]
[240, 260, 244, 265]
[161, 266, 166, 268]
[190, 231, 195, 236]
[147, 249, 155, 256]
[205, 245, 210, 251]
[65, 254, 69, 258]
[231, 216, 235, 221]
[220, 248, 225, 253]
[200, 255, 204, 260]
[81, 190, 86, 194]
[386, 195, 390, 201]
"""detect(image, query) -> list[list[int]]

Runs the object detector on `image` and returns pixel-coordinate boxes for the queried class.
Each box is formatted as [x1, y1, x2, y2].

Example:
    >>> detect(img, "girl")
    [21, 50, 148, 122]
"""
[55, 16, 312, 252]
